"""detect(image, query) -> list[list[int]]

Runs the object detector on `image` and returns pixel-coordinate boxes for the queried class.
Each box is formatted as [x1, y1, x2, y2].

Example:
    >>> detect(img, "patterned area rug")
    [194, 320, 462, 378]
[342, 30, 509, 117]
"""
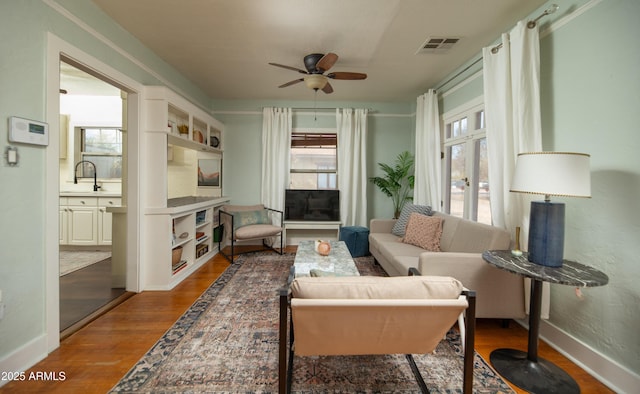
[110, 252, 513, 393]
[59, 250, 111, 276]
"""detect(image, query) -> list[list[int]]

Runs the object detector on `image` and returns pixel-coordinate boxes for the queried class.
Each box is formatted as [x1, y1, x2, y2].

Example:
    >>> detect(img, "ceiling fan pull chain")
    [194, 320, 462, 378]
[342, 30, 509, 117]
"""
[314, 90, 318, 121]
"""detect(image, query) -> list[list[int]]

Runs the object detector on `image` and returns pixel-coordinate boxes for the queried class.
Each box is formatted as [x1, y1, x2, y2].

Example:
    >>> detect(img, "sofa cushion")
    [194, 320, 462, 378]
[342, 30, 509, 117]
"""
[392, 203, 433, 236]
[291, 275, 463, 300]
[232, 209, 270, 230]
[402, 213, 443, 252]
[378, 238, 425, 261]
[234, 224, 282, 240]
[433, 211, 510, 252]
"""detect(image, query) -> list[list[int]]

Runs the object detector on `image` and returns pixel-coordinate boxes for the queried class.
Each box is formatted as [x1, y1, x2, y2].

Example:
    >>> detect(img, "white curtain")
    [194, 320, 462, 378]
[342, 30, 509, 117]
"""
[337, 108, 368, 227]
[261, 107, 292, 212]
[483, 21, 547, 317]
[484, 21, 542, 240]
[413, 89, 441, 208]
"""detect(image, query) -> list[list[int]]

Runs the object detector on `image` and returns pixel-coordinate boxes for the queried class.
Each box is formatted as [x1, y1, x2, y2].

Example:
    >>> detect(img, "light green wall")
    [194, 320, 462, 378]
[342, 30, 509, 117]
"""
[213, 100, 414, 220]
[436, 0, 640, 376]
[0, 0, 212, 363]
[539, 0, 640, 373]
[2, 0, 636, 384]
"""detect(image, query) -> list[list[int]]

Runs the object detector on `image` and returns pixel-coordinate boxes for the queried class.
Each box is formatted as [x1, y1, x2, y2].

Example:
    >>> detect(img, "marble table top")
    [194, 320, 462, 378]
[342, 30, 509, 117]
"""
[293, 240, 359, 277]
[483, 250, 609, 287]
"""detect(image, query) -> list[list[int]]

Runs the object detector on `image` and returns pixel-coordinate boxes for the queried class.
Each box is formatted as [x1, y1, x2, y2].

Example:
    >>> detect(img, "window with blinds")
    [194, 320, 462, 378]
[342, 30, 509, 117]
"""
[290, 132, 337, 189]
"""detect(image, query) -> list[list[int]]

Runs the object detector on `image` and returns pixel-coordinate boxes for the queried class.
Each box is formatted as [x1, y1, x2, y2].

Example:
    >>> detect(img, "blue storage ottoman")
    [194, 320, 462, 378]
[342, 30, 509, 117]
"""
[339, 226, 370, 257]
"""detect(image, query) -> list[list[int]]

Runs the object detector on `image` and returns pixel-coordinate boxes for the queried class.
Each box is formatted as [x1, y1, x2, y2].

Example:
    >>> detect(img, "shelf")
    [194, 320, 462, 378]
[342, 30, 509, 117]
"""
[196, 220, 212, 229]
[168, 133, 222, 154]
[172, 260, 188, 274]
[172, 237, 192, 248]
[142, 85, 226, 290]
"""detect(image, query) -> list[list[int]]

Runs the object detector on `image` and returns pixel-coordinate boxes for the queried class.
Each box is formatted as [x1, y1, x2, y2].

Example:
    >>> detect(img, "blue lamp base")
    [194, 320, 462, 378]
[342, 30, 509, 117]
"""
[528, 201, 565, 267]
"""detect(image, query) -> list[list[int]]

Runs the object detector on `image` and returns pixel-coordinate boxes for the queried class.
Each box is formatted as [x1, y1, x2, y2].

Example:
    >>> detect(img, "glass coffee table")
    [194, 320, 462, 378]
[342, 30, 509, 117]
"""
[293, 240, 359, 277]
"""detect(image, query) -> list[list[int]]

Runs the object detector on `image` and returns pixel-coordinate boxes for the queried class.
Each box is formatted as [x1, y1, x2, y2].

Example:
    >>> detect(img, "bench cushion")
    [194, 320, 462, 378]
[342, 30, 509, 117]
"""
[291, 275, 462, 300]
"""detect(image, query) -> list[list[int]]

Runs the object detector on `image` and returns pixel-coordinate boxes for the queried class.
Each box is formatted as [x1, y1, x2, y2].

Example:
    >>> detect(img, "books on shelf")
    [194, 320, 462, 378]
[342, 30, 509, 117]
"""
[196, 243, 209, 258]
[172, 260, 188, 274]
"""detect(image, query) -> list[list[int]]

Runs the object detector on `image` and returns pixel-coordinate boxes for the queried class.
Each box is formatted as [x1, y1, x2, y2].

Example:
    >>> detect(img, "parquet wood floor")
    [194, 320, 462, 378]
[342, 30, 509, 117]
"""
[0, 247, 613, 393]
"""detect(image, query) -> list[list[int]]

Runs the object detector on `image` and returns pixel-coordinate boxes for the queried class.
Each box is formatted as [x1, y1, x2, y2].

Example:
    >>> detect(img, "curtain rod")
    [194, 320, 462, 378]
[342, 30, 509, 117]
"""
[291, 107, 374, 111]
[491, 4, 559, 54]
[262, 107, 375, 112]
[434, 4, 559, 92]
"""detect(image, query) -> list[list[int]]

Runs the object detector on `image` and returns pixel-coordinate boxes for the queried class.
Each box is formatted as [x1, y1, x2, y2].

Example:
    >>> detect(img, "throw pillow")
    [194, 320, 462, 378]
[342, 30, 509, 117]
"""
[391, 203, 433, 236]
[402, 212, 442, 252]
[232, 209, 270, 230]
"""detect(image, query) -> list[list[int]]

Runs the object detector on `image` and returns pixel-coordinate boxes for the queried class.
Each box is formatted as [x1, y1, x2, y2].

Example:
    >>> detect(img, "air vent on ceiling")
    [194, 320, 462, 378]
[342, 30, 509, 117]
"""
[417, 37, 460, 54]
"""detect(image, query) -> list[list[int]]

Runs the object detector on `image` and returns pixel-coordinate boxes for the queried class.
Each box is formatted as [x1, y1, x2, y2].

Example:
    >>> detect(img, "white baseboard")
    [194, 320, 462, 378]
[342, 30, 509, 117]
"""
[516, 318, 639, 393]
[0, 334, 48, 387]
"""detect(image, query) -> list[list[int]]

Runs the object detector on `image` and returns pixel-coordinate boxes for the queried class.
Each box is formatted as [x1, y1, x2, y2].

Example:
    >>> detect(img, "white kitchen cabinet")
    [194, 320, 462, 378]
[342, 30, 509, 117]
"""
[59, 195, 121, 246]
[98, 207, 113, 245]
[59, 197, 68, 244]
[98, 197, 121, 245]
[68, 203, 98, 245]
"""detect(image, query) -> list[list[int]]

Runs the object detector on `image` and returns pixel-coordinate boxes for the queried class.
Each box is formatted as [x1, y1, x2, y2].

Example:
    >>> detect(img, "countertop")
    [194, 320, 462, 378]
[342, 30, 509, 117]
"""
[60, 191, 122, 198]
[146, 196, 230, 215]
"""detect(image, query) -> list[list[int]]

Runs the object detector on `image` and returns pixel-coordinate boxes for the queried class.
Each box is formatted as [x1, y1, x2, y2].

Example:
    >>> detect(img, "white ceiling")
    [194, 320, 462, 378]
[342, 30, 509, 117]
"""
[60, 62, 121, 96]
[90, 0, 546, 102]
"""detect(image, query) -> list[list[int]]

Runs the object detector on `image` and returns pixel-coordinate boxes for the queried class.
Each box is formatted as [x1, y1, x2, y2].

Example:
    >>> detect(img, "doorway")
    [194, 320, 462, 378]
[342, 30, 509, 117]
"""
[58, 60, 129, 335]
[443, 100, 492, 225]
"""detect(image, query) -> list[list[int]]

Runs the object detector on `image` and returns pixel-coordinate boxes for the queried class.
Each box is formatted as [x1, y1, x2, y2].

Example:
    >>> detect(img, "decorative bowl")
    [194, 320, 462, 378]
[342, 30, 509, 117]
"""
[314, 240, 331, 256]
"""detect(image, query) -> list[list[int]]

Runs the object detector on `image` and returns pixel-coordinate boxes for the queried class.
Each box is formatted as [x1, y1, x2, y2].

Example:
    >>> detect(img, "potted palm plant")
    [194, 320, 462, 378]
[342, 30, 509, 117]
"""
[369, 151, 415, 219]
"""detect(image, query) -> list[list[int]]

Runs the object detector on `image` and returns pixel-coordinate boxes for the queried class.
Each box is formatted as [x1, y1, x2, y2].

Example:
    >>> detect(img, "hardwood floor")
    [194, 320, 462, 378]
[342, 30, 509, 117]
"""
[59, 258, 128, 334]
[1, 247, 613, 393]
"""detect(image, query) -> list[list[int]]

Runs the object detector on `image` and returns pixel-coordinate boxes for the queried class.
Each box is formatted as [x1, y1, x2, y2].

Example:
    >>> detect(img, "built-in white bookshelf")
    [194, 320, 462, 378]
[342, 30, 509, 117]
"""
[141, 86, 228, 290]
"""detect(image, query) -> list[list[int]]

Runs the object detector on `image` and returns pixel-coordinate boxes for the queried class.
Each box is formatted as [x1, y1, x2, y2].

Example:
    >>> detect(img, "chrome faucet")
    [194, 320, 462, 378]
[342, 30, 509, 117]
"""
[74, 160, 101, 191]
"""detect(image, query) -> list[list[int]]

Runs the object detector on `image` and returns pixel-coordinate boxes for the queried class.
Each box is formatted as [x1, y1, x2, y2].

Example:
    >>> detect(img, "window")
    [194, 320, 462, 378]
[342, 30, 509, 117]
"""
[443, 101, 491, 224]
[76, 127, 123, 179]
[290, 132, 337, 189]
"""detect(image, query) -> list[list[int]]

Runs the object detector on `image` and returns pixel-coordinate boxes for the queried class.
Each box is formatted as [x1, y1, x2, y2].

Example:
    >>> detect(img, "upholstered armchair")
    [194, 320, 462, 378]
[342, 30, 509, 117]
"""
[278, 274, 476, 394]
[218, 204, 284, 262]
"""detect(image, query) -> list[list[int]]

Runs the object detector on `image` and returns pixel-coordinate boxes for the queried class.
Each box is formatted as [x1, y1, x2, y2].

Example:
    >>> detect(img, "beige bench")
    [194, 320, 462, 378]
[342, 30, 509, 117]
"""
[278, 274, 476, 393]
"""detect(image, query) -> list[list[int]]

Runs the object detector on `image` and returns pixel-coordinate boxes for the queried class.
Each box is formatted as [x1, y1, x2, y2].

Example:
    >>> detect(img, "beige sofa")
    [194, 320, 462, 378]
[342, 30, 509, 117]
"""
[369, 211, 526, 319]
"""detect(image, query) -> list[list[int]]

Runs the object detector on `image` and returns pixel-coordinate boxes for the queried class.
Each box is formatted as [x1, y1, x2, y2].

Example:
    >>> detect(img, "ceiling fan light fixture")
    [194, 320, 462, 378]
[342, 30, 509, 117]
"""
[304, 74, 328, 90]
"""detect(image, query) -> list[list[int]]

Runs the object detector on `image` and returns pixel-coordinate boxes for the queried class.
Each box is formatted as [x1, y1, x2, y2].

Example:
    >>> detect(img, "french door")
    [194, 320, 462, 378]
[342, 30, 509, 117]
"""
[443, 100, 491, 225]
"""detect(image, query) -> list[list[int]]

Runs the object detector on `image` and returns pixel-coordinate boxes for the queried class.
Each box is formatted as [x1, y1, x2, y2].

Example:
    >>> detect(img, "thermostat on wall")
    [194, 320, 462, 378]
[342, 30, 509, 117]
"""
[9, 116, 49, 146]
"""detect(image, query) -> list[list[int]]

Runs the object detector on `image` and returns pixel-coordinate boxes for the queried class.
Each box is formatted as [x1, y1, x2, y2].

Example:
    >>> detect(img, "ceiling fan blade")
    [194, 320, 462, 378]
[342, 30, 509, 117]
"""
[278, 78, 304, 88]
[269, 62, 308, 74]
[327, 72, 367, 80]
[316, 53, 338, 72]
[321, 82, 334, 94]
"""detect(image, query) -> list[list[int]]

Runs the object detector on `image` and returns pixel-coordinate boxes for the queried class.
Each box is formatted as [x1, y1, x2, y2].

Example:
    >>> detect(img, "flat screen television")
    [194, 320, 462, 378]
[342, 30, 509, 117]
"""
[285, 189, 340, 221]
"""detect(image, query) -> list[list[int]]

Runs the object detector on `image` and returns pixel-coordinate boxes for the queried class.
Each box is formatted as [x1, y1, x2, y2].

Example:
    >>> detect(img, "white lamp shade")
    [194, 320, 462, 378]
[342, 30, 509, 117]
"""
[304, 74, 328, 90]
[510, 152, 591, 198]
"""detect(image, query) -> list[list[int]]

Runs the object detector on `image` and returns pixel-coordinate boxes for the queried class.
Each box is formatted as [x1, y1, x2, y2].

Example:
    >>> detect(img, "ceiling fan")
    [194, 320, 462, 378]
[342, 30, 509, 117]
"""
[268, 53, 367, 94]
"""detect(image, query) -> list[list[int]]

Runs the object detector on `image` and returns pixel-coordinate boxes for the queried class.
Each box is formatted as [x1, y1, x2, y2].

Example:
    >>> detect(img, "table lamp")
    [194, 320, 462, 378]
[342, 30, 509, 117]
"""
[510, 152, 591, 267]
